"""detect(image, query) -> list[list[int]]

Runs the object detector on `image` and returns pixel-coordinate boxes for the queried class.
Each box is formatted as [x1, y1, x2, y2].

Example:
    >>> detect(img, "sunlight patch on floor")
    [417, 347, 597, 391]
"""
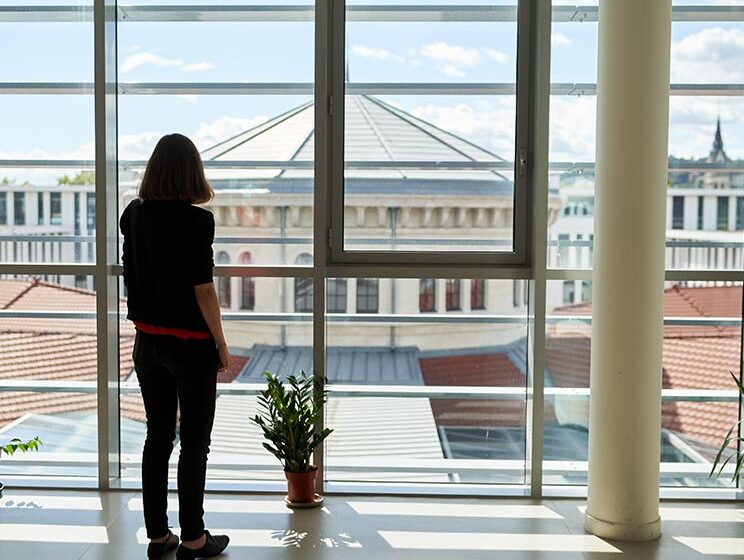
[348, 501, 563, 519]
[378, 531, 620, 552]
[578, 504, 744, 523]
[0, 523, 109, 543]
[675, 536, 744, 555]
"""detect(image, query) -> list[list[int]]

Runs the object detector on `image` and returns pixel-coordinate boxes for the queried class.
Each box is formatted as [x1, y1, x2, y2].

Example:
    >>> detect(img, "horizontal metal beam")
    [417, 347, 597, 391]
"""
[4, 159, 744, 173]
[1, 262, 740, 284]
[0, 263, 97, 275]
[665, 269, 744, 282]
[1, 5, 742, 23]
[2, 237, 740, 251]
[3, 82, 744, 96]
[1, 455, 736, 479]
[0, 308, 738, 327]
[1, 381, 739, 402]
[548, 268, 744, 283]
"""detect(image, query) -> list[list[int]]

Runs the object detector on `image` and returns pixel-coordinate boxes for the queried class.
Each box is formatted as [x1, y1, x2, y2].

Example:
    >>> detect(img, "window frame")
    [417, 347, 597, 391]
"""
[327, 278, 348, 313]
[215, 251, 232, 309]
[356, 277, 379, 314]
[326, 0, 535, 268]
[419, 278, 437, 312]
[445, 279, 462, 311]
[13, 191, 26, 225]
[50, 192, 62, 226]
[672, 196, 684, 230]
[471, 278, 486, 310]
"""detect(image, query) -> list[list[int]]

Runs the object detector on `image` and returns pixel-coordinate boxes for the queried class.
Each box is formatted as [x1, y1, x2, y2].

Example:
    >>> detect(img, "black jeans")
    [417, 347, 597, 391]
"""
[133, 331, 219, 541]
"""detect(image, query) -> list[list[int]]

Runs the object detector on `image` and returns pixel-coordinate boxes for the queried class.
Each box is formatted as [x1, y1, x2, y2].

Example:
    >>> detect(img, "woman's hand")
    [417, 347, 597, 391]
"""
[217, 342, 233, 373]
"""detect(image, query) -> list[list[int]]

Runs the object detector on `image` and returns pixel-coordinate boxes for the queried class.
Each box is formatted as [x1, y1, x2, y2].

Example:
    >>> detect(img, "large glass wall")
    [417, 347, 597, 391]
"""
[0, 4, 97, 486]
[116, 1, 316, 486]
[546, 0, 744, 490]
[1, 1, 741, 497]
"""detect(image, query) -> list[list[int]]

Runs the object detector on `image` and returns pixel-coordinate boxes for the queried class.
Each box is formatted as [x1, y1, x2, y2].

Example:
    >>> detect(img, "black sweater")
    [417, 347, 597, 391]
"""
[120, 198, 215, 332]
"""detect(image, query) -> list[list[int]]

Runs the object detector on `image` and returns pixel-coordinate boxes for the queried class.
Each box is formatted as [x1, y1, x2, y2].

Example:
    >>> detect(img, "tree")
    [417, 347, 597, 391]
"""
[57, 171, 95, 186]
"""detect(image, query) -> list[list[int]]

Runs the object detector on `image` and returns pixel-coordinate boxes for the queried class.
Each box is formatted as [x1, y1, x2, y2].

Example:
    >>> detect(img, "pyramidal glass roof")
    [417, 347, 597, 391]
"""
[200, 95, 508, 183]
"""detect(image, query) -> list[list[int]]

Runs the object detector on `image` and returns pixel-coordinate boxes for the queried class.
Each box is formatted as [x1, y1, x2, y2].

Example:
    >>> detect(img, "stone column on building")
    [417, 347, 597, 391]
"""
[585, 0, 672, 542]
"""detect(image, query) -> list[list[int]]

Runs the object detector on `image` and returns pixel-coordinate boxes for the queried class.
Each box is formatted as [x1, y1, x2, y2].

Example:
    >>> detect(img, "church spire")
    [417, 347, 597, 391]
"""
[708, 116, 730, 163]
[713, 116, 723, 153]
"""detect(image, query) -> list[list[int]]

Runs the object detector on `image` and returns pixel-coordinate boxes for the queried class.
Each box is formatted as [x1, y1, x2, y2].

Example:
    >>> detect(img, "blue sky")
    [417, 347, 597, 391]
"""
[1, 2, 743, 184]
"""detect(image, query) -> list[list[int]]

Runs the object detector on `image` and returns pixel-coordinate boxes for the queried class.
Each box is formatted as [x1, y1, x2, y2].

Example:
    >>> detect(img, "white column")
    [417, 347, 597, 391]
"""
[585, 0, 671, 542]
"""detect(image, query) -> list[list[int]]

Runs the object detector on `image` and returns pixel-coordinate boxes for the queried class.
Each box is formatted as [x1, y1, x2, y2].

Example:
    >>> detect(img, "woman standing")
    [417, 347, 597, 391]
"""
[121, 134, 231, 559]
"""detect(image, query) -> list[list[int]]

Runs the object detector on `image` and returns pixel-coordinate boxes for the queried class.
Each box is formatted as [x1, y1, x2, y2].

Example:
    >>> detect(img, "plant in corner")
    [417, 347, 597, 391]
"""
[710, 371, 744, 483]
[252, 371, 333, 506]
[0, 436, 42, 497]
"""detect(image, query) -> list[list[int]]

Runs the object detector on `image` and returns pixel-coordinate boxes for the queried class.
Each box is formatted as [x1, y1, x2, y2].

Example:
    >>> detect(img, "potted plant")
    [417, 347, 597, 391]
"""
[710, 371, 744, 482]
[252, 371, 332, 507]
[0, 436, 42, 497]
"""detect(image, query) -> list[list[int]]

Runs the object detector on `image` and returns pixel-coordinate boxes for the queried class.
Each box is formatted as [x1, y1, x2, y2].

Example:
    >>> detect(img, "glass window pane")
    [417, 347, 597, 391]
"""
[0, 275, 98, 480]
[120, 275, 312, 485]
[548, 15, 744, 272]
[545, 279, 743, 487]
[342, 1, 519, 254]
[325, 278, 528, 486]
[117, 2, 315, 267]
[0, 0, 94, 264]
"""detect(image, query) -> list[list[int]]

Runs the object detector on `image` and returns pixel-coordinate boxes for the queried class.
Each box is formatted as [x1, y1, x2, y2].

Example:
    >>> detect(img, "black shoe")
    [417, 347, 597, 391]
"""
[176, 530, 229, 559]
[147, 530, 179, 559]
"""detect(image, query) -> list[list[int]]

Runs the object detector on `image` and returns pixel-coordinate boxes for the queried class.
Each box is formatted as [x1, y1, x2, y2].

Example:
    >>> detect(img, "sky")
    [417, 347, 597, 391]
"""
[1, 1, 744, 184]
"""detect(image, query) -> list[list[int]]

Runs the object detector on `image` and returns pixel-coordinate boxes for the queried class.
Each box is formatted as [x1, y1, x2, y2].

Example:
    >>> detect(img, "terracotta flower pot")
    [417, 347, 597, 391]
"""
[285, 466, 317, 503]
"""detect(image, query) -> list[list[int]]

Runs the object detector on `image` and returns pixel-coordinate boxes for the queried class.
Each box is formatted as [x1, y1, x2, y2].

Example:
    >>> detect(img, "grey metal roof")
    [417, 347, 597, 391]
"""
[237, 344, 424, 385]
[208, 176, 514, 196]
[201, 94, 510, 183]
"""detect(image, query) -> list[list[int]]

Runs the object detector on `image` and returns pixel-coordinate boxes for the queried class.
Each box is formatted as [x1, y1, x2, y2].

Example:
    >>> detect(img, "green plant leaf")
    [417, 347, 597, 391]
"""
[251, 371, 331, 472]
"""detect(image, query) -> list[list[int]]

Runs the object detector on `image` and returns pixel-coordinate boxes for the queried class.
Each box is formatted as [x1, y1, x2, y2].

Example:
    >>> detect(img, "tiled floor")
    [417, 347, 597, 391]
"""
[1, 489, 743, 559]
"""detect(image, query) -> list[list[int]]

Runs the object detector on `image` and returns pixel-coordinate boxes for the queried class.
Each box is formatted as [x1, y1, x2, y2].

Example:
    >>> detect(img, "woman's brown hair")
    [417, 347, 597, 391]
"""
[138, 133, 214, 204]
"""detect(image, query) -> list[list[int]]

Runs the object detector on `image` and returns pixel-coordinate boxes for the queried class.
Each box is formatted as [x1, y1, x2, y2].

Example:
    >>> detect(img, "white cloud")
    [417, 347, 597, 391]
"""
[181, 62, 216, 72]
[120, 51, 216, 74]
[672, 27, 744, 82]
[351, 45, 404, 62]
[548, 97, 596, 162]
[118, 131, 164, 159]
[420, 42, 483, 76]
[120, 52, 183, 74]
[410, 100, 517, 157]
[552, 33, 572, 47]
[350, 42, 511, 76]
[482, 48, 511, 64]
[191, 116, 270, 150]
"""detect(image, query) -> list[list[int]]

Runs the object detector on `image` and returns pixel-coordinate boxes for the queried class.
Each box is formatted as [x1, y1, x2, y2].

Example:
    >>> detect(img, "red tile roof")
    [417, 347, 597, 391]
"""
[420, 286, 741, 452]
[546, 285, 742, 449]
[0, 278, 138, 425]
[0, 277, 245, 429]
[420, 353, 557, 427]
[553, 285, 742, 319]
